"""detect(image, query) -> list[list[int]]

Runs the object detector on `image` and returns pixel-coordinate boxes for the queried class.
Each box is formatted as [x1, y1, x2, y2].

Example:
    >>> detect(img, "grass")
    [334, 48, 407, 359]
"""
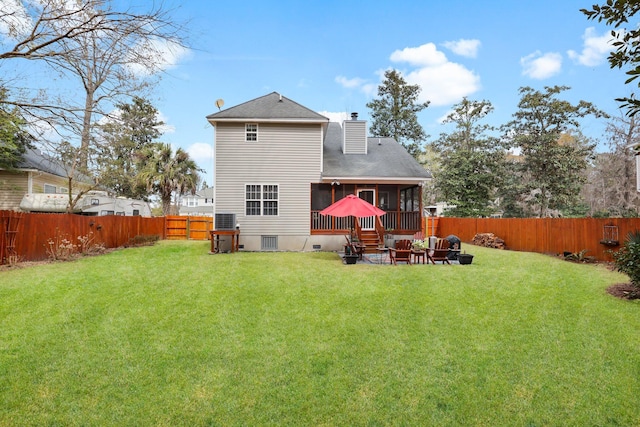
[0, 241, 639, 426]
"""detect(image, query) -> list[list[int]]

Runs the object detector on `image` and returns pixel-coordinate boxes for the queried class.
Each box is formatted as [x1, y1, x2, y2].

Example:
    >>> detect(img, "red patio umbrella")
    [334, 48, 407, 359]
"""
[319, 194, 386, 218]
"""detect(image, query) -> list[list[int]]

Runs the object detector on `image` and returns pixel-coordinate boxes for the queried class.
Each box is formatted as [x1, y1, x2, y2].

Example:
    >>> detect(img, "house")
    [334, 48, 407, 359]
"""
[0, 148, 91, 211]
[179, 187, 215, 216]
[206, 92, 431, 252]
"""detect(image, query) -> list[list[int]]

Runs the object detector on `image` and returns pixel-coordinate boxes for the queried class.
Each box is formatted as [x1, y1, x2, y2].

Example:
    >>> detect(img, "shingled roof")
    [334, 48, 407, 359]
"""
[322, 122, 431, 182]
[17, 149, 70, 177]
[206, 92, 329, 123]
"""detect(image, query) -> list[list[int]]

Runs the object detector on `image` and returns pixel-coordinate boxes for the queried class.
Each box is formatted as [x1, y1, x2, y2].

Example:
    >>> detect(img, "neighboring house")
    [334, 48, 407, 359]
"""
[179, 187, 215, 216]
[206, 92, 431, 252]
[0, 149, 91, 211]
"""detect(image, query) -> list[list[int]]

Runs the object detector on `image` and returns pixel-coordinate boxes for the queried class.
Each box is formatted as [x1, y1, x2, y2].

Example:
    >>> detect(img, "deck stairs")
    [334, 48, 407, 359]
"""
[358, 229, 382, 253]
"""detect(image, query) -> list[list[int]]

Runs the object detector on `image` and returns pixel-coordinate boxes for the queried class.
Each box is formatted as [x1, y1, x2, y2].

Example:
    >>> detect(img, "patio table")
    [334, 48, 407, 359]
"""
[376, 247, 389, 264]
[411, 249, 427, 264]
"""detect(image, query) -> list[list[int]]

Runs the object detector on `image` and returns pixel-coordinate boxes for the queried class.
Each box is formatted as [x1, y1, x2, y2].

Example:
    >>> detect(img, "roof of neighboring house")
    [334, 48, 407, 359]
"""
[197, 187, 214, 198]
[182, 187, 214, 199]
[206, 92, 329, 123]
[16, 149, 70, 178]
[322, 122, 431, 181]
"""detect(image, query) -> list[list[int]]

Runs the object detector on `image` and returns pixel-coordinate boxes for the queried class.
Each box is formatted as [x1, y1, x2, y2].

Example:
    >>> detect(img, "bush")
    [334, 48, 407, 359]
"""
[612, 230, 640, 296]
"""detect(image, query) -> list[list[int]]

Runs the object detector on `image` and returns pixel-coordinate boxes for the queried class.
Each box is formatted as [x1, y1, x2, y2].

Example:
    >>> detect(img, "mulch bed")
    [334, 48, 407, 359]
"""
[607, 283, 640, 300]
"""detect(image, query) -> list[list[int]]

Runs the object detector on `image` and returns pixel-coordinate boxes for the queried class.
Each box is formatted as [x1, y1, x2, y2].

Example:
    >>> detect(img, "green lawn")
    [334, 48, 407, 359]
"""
[0, 241, 638, 426]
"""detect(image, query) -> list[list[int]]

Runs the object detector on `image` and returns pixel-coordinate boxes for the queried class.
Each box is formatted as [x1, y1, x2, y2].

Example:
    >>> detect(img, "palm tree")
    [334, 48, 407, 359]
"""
[137, 143, 202, 215]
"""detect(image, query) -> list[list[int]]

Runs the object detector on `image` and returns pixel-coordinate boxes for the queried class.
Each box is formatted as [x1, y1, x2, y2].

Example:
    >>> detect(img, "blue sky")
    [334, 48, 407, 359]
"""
[1, 0, 633, 186]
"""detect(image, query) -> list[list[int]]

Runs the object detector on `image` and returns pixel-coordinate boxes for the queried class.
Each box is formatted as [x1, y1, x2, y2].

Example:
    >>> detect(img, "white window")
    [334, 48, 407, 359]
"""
[246, 184, 278, 216]
[44, 184, 56, 194]
[245, 123, 258, 142]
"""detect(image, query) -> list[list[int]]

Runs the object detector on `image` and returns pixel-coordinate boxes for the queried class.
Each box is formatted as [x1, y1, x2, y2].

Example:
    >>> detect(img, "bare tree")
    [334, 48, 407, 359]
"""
[583, 113, 640, 216]
[0, 1, 186, 61]
[0, 0, 190, 207]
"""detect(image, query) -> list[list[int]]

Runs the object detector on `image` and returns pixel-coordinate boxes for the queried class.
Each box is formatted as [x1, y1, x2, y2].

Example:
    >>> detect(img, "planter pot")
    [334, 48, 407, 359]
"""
[458, 254, 474, 265]
[344, 254, 359, 264]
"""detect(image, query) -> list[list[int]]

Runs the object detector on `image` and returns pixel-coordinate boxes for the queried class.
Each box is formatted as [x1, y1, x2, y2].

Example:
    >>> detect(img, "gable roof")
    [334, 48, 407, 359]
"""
[206, 92, 329, 123]
[9, 149, 94, 185]
[16, 149, 71, 178]
[322, 122, 431, 183]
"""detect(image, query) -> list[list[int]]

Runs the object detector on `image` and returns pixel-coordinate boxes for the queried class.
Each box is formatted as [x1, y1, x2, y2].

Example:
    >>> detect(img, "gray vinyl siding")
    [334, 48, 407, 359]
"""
[343, 121, 367, 154]
[215, 122, 323, 236]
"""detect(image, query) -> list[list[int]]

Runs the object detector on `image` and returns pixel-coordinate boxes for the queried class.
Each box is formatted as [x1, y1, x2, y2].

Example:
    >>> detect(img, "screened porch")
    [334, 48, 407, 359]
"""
[310, 183, 423, 234]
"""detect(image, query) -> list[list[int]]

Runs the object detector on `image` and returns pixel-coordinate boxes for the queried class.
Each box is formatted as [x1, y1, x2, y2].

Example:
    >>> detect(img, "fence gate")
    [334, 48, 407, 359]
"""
[165, 216, 213, 240]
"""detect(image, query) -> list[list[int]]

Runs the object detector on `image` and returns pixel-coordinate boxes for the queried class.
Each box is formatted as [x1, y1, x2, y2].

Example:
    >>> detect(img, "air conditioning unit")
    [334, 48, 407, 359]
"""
[215, 213, 236, 230]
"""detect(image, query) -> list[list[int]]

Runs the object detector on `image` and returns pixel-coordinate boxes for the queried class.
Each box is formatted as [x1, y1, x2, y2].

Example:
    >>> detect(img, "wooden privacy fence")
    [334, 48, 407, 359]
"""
[0, 210, 166, 264]
[165, 216, 213, 240]
[431, 217, 640, 262]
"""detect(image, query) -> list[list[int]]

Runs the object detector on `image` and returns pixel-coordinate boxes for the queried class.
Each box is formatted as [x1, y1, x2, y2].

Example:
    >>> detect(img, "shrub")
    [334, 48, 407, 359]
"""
[612, 230, 640, 296]
[46, 232, 78, 261]
[563, 249, 596, 263]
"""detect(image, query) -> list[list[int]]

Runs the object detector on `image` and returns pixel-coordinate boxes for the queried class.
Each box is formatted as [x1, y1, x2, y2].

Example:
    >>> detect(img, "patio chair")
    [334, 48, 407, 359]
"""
[428, 238, 451, 265]
[345, 236, 365, 260]
[389, 239, 412, 265]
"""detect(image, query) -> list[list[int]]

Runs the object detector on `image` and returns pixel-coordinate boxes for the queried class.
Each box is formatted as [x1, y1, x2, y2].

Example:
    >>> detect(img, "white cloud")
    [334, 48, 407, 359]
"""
[442, 39, 481, 58]
[127, 38, 192, 76]
[389, 43, 448, 67]
[520, 51, 562, 79]
[318, 111, 349, 123]
[361, 83, 378, 97]
[0, 0, 32, 40]
[186, 142, 213, 169]
[335, 75, 366, 88]
[390, 43, 481, 106]
[404, 62, 481, 106]
[156, 111, 175, 134]
[567, 27, 613, 67]
[335, 42, 480, 106]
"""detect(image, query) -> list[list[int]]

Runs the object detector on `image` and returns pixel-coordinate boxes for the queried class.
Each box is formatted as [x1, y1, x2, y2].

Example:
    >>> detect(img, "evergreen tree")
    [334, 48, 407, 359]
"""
[366, 69, 429, 158]
[433, 98, 506, 217]
[0, 88, 32, 169]
[97, 97, 163, 199]
[504, 86, 604, 217]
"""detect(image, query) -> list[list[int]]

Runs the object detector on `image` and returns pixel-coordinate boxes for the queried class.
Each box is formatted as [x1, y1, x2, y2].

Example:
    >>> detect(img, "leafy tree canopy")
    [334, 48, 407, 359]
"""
[366, 69, 429, 158]
[582, 1, 640, 115]
[137, 143, 202, 216]
[433, 98, 506, 217]
[503, 86, 605, 217]
[0, 88, 32, 169]
[96, 96, 164, 199]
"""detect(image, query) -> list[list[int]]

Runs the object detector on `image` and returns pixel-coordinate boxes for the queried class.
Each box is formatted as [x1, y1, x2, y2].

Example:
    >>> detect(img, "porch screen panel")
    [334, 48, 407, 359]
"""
[311, 184, 332, 210]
